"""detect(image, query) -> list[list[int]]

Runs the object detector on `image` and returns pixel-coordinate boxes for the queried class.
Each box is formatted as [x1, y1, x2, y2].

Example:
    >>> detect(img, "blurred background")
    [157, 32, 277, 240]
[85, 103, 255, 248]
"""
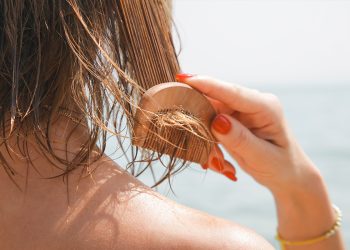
[110, 0, 350, 248]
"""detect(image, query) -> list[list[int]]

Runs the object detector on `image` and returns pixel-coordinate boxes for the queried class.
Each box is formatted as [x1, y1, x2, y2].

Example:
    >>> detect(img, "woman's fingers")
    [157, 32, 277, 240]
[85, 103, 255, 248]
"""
[210, 114, 268, 162]
[175, 74, 288, 183]
[205, 96, 233, 115]
[202, 144, 224, 171]
[202, 144, 237, 181]
[176, 74, 313, 190]
[177, 74, 265, 113]
[211, 144, 224, 159]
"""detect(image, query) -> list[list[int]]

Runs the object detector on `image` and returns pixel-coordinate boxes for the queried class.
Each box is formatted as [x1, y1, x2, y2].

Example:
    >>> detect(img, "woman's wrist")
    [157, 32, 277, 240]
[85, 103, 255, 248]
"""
[271, 165, 337, 241]
[269, 160, 322, 197]
[263, 137, 321, 196]
[271, 166, 325, 209]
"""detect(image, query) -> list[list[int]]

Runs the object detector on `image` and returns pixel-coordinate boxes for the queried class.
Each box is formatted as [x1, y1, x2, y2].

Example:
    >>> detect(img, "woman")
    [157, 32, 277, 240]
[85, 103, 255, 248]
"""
[0, 1, 345, 249]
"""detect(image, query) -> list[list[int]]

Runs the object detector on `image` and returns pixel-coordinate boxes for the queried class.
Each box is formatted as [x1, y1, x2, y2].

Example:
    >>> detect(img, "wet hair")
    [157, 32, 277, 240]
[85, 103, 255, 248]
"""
[0, 0, 208, 191]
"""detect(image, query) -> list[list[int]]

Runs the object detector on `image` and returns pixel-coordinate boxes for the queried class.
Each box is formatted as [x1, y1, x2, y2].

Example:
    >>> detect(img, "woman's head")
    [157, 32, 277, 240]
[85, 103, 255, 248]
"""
[0, 0, 176, 120]
[0, 0, 207, 189]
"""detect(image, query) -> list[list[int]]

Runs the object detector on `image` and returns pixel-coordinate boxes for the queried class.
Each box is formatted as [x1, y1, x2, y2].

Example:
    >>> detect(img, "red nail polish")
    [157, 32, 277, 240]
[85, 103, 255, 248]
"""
[211, 157, 224, 172]
[202, 163, 209, 169]
[175, 73, 196, 82]
[223, 171, 237, 182]
[224, 160, 236, 175]
[212, 114, 231, 134]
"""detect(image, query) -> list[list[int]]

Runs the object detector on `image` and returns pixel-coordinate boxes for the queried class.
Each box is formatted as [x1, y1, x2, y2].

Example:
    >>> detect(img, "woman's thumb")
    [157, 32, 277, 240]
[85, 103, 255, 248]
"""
[210, 114, 264, 159]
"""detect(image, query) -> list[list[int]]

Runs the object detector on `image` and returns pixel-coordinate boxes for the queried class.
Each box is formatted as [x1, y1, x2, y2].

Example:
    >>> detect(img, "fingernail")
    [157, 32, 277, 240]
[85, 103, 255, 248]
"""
[223, 171, 238, 182]
[212, 114, 231, 134]
[175, 73, 196, 82]
[224, 160, 236, 175]
[211, 157, 224, 172]
[202, 163, 209, 170]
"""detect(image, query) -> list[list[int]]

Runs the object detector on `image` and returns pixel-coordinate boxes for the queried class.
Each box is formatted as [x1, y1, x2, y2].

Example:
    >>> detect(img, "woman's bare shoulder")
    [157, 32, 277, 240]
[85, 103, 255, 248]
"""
[72, 158, 274, 250]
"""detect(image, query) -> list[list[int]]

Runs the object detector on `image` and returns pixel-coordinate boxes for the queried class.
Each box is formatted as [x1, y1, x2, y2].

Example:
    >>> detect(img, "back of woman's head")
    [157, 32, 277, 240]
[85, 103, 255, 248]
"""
[0, 0, 203, 189]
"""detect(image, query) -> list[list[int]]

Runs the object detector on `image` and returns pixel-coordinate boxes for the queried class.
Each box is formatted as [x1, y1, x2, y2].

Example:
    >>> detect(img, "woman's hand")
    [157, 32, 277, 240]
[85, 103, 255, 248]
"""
[176, 74, 318, 192]
[176, 74, 345, 250]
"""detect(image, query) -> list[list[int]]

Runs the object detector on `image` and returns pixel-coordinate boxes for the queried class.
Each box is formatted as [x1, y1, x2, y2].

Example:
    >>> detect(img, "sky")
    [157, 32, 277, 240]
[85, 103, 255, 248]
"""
[173, 0, 350, 86]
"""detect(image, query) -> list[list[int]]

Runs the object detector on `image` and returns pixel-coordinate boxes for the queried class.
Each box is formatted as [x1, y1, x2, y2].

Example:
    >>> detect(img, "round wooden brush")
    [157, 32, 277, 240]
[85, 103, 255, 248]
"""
[119, 0, 215, 165]
[132, 82, 216, 165]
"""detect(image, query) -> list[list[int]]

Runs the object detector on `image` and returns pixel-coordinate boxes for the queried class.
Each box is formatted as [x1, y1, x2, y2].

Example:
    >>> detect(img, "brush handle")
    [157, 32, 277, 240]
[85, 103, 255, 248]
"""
[132, 82, 216, 164]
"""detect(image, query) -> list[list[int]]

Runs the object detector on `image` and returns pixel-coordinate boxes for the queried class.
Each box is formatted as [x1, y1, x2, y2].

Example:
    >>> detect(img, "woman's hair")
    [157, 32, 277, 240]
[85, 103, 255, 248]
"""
[0, 0, 202, 191]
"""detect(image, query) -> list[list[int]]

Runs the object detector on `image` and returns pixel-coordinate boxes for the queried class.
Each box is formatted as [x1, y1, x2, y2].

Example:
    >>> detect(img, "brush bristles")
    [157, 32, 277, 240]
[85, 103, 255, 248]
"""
[119, 0, 180, 89]
[141, 109, 213, 164]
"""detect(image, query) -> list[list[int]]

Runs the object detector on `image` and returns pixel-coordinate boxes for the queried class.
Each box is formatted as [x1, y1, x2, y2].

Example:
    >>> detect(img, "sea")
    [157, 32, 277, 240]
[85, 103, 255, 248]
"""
[106, 83, 350, 248]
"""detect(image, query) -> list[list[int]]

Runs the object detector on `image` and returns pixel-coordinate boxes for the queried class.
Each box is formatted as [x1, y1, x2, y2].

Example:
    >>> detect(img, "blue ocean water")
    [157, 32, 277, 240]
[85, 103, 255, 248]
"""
[109, 84, 350, 248]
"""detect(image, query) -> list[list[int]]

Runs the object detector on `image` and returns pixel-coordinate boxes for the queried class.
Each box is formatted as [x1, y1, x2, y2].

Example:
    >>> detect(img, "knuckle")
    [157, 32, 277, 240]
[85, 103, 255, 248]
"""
[231, 128, 248, 150]
[265, 93, 280, 104]
[250, 88, 261, 95]
[263, 93, 283, 112]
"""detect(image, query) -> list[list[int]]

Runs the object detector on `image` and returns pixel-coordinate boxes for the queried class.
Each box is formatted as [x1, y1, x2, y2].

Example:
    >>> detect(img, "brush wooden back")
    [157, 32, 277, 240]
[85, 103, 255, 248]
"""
[132, 82, 216, 164]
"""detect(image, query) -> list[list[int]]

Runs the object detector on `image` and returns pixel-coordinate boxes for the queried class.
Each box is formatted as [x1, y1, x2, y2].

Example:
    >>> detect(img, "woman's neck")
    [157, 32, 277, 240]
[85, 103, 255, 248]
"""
[0, 114, 102, 208]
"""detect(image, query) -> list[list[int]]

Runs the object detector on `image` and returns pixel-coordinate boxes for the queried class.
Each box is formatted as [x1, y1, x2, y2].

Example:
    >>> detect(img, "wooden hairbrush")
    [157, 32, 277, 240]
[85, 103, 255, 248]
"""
[132, 82, 216, 165]
[118, 1, 216, 165]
